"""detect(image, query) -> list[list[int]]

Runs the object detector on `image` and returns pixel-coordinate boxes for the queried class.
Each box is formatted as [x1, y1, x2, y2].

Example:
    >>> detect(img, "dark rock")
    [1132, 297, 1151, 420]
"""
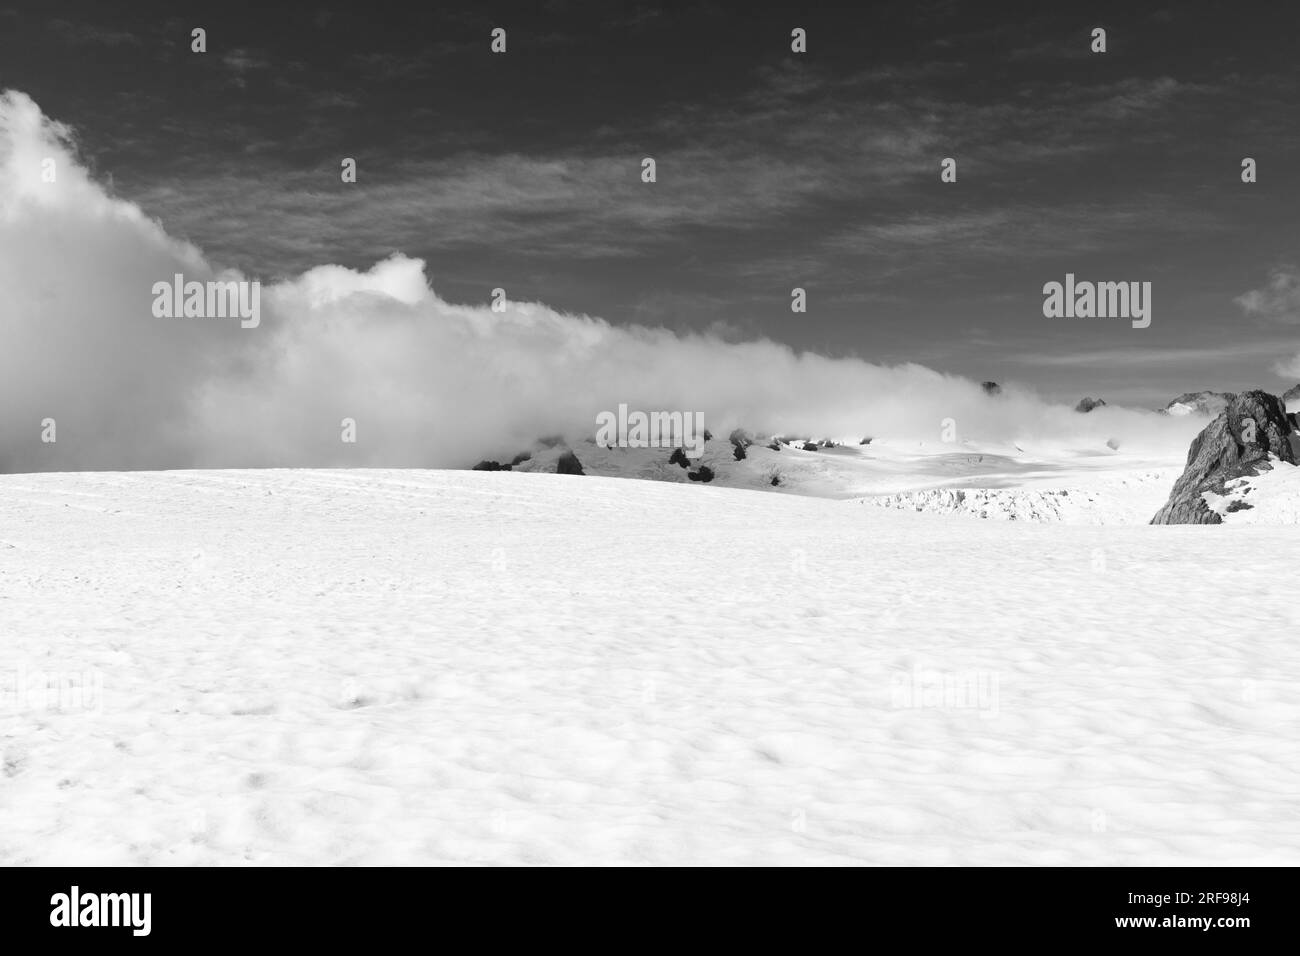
[770, 475, 781, 486]
[860, 437, 873, 445]
[981, 381, 1002, 396]
[668, 447, 690, 468]
[703, 429, 713, 442]
[687, 466, 715, 483]
[801, 442, 819, 451]
[1075, 397, 1107, 413]
[556, 450, 584, 475]
[1225, 500, 1254, 513]
[1151, 390, 1296, 525]
[472, 460, 510, 471]
[733, 443, 747, 461]
[767, 441, 781, 451]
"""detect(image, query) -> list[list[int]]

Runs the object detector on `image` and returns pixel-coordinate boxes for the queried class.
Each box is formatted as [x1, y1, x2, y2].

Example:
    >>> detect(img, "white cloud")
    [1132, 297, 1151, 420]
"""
[0, 90, 1203, 473]
[1236, 266, 1300, 321]
[1273, 354, 1300, 379]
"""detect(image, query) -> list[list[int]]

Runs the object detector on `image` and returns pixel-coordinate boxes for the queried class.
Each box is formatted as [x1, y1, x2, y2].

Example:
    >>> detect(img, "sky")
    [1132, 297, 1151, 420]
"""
[1, 0, 1298, 418]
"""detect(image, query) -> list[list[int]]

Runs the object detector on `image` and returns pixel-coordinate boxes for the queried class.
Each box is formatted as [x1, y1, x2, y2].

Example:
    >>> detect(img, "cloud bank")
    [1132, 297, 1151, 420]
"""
[0, 90, 1202, 474]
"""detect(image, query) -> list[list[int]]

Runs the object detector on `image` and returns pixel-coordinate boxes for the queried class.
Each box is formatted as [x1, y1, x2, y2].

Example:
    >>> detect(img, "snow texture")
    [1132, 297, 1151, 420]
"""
[3, 469, 1298, 865]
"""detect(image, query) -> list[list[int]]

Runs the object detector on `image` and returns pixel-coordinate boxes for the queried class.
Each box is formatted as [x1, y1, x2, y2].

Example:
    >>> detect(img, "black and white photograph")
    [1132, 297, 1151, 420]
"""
[0, 0, 1295, 922]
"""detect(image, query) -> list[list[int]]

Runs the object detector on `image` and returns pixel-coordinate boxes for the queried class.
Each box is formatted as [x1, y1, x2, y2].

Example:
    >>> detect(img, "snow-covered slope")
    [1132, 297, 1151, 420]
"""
[2, 469, 1298, 865]
[1203, 457, 1300, 524]
[518, 437, 1187, 523]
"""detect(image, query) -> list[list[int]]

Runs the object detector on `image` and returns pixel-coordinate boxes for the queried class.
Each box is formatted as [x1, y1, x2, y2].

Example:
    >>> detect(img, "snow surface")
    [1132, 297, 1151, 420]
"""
[3, 468, 1299, 865]
[524, 436, 1189, 523]
[1203, 457, 1300, 525]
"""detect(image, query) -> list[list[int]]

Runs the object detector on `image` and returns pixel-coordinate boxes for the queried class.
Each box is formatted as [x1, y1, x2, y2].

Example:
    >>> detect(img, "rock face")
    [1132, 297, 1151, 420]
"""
[1150, 390, 1297, 525]
[1075, 397, 1107, 413]
[1163, 391, 1234, 417]
[981, 381, 1002, 396]
[555, 450, 584, 476]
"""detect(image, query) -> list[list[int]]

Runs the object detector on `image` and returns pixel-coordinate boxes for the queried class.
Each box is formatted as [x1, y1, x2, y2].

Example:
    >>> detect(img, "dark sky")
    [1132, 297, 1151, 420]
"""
[3, 0, 1298, 405]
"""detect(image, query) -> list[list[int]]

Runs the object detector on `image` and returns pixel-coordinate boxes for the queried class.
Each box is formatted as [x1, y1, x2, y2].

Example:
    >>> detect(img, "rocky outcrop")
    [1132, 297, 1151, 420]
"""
[729, 429, 752, 460]
[1150, 390, 1297, 525]
[981, 381, 1002, 396]
[472, 460, 511, 471]
[1075, 397, 1107, 413]
[556, 450, 585, 475]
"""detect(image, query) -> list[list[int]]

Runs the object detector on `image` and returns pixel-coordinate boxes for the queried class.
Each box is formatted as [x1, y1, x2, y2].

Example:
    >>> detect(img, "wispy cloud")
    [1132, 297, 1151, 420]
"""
[1236, 267, 1300, 322]
[1010, 342, 1297, 368]
[47, 18, 141, 47]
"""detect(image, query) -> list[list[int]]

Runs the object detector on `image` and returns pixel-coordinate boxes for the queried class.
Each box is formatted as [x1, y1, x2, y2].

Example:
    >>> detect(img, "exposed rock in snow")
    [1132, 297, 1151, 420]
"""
[1203, 459, 1300, 523]
[1151, 390, 1297, 525]
[555, 450, 584, 475]
[980, 381, 1002, 396]
[1075, 397, 1107, 413]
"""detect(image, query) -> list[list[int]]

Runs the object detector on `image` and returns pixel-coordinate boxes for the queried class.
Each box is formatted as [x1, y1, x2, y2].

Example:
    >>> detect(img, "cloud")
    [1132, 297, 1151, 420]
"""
[47, 18, 141, 47]
[0, 90, 1203, 473]
[1234, 268, 1300, 380]
[1236, 267, 1300, 321]
[1274, 354, 1300, 379]
[1010, 342, 1298, 368]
